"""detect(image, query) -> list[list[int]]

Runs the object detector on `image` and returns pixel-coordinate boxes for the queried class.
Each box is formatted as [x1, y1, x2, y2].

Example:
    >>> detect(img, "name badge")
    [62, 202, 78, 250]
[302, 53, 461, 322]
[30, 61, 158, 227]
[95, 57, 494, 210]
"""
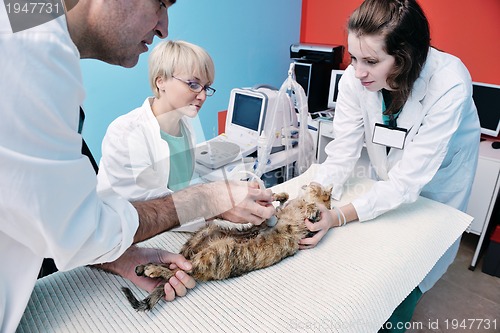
[372, 123, 408, 149]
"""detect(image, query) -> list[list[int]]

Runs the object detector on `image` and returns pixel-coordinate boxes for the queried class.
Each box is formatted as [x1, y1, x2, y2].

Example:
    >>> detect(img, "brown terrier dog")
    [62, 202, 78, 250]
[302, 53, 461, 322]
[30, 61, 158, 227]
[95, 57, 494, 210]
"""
[122, 183, 332, 311]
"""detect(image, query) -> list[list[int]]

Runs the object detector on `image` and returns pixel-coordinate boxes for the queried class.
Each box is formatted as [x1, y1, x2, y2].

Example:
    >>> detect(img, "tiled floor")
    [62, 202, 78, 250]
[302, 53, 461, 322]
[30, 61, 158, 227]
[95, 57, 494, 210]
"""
[408, 233, 500, 333]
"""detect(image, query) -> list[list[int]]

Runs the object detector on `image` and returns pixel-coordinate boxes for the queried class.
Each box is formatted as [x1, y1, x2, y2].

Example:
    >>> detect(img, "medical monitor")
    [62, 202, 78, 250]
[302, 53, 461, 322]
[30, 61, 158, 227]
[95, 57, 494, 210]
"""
[327, 70, 344, 109]
[225, 88, 267, 145]
[472, 82, 500, 137]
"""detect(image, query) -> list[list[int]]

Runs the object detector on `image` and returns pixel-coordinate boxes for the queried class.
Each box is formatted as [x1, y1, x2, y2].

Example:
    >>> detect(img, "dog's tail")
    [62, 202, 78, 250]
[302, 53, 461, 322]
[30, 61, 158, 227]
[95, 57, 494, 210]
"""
[121, 284, 165, 312]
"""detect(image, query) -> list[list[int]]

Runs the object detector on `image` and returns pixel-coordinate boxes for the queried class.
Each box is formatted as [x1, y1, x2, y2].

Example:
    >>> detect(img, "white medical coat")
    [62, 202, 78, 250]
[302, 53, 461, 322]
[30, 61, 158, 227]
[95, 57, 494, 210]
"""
[315, 48, 480, 291]
[0, 10, 138, 333]
[97, 98, 196, 201]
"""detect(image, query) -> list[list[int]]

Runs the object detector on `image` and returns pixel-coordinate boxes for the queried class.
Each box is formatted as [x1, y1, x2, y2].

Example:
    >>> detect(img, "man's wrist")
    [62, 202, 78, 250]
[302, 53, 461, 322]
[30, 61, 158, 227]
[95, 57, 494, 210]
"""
[92, 246, 139, 280]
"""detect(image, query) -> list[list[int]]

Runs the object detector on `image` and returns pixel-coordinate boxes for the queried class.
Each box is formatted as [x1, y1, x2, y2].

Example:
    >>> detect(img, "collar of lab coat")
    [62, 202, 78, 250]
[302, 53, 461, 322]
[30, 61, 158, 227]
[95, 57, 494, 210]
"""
[362, 48, 431, 180]
[140, 97, 197, 172]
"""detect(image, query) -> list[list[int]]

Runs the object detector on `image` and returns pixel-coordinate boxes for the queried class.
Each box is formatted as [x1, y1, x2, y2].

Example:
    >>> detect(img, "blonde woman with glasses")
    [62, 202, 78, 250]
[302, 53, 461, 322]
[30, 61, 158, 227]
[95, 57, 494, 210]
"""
[98, 40, 216, 200]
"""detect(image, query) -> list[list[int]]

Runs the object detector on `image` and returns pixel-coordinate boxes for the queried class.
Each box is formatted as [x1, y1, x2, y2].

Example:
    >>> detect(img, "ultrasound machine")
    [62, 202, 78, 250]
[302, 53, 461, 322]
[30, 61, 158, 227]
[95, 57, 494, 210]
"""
[194, 86, 298, 183]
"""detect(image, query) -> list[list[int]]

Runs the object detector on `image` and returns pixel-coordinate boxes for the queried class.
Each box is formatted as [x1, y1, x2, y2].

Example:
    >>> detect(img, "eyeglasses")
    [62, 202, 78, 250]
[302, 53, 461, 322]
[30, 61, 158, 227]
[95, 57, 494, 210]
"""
[172, 76, 216, 97]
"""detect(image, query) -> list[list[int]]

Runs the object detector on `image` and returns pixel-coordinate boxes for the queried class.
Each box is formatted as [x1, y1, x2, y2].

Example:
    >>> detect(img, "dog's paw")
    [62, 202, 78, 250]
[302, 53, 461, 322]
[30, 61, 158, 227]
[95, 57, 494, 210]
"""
[136, 263, 168, 279]
[145, 265, 165, 278]
[305, 203, 321, 222]
[135, 264, 145, 276]
[273, 192, 289, 204]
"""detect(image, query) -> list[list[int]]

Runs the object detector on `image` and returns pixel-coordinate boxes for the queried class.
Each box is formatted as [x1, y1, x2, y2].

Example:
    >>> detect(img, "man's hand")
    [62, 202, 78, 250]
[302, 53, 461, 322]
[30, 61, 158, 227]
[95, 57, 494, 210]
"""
[134, 180, 277, 243]
[218, 180, 276, 225]
[95, 246, 196, 301]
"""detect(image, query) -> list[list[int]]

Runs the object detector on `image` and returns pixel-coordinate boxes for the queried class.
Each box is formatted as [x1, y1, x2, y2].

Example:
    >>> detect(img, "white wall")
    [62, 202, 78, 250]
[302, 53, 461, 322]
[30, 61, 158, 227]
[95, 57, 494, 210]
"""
[81, 0, 302, 161]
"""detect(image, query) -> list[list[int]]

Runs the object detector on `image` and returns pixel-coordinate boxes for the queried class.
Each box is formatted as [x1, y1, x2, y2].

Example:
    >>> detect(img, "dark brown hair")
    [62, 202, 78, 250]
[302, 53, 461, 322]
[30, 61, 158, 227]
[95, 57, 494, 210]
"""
[348, 0, 430, 115]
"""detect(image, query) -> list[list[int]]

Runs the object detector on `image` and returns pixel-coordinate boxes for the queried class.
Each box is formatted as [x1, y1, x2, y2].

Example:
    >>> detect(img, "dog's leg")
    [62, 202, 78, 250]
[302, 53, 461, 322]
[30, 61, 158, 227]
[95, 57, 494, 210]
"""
[304, 202, 321, 237]
[122, 283, 165, 312]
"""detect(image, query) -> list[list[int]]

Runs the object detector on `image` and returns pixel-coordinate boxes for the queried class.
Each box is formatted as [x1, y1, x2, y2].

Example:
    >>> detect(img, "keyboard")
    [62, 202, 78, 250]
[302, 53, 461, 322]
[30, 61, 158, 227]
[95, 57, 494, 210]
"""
[209, 134, 257, 157]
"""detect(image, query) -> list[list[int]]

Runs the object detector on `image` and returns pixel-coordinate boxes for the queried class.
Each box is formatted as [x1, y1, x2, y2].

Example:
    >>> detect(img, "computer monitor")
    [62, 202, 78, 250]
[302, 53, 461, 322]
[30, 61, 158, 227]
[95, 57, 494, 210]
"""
[327, 70, 344, 109]
[225, 88, 267, 152]
[472, 82, 500, 137]
[294, 62, 335, 112]
[294, 62, 311, 96]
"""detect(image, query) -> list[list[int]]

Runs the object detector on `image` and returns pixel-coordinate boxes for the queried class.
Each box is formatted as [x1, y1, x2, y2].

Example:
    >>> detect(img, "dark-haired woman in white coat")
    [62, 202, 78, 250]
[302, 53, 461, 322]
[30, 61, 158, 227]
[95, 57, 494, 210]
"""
[301, 0, 480, 331]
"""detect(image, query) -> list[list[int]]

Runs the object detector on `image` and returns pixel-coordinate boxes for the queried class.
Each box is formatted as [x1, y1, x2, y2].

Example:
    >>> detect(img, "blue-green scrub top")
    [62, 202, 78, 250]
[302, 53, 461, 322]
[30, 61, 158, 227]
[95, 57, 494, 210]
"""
[160, 123, 193, 191]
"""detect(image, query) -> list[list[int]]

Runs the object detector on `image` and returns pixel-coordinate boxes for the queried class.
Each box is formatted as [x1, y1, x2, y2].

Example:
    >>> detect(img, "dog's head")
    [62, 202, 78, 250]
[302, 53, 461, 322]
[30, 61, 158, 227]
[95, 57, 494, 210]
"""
[300, 183, 332, 209]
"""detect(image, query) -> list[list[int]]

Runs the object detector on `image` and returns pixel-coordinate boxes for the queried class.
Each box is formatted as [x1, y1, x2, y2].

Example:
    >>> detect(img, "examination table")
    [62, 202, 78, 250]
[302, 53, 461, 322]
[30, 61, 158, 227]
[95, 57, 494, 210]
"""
[17, 164, 472, 333]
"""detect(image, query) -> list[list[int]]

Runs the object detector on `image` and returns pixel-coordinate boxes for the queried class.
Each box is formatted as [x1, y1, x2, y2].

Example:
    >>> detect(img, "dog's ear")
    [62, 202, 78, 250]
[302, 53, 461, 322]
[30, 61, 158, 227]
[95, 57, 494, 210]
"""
[324, 185, 333, 195]
[322, 185, 333, 201]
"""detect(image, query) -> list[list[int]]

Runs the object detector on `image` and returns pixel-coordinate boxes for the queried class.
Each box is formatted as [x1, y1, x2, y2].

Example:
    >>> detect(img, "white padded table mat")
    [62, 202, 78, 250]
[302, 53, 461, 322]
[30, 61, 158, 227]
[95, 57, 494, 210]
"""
[17, 164, 472, 333]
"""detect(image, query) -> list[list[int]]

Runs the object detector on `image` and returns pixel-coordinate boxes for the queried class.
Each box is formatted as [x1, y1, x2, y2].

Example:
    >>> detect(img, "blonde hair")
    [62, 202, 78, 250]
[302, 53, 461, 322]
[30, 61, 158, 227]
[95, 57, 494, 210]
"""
[148, 40, 215, 98]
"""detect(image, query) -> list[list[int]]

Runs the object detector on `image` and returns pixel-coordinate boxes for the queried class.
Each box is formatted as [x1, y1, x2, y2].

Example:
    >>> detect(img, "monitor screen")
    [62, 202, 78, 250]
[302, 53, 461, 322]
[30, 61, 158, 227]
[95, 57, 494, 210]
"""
[328, 70, 344, 109]
[231, 92, 263, 131]
[473, 82, 500, 137]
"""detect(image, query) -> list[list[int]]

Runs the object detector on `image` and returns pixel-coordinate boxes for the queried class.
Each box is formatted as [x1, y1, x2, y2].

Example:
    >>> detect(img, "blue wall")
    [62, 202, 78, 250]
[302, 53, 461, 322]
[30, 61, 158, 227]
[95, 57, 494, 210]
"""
[81, 0, 302, 162]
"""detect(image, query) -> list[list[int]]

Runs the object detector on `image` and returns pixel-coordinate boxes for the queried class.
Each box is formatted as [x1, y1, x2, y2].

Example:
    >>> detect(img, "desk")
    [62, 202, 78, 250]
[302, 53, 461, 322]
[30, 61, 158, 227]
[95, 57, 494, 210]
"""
[317, 119, 335, 163]
[18, 165, 472, 333]
[466, 140, 500, 270]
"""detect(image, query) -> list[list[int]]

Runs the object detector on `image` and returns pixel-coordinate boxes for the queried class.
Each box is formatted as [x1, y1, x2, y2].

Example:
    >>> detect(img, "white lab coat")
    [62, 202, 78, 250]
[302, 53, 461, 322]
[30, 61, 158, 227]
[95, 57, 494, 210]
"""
[315, 48, 480, 291]
[97, 98, 197, 201]
[0, 9, 138, 333]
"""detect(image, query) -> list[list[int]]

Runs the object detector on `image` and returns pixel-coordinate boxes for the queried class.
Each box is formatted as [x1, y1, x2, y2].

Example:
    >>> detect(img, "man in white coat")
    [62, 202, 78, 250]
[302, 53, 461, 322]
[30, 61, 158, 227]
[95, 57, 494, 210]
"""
[0, 1, 275, 332]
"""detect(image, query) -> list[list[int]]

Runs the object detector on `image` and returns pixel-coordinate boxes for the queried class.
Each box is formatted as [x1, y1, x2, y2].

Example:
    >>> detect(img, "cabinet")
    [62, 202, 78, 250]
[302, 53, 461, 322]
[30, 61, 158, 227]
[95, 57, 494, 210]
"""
[316, 120, 500, 270]
[317, 120, 335, 163]
[466, 140, 500, 270]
